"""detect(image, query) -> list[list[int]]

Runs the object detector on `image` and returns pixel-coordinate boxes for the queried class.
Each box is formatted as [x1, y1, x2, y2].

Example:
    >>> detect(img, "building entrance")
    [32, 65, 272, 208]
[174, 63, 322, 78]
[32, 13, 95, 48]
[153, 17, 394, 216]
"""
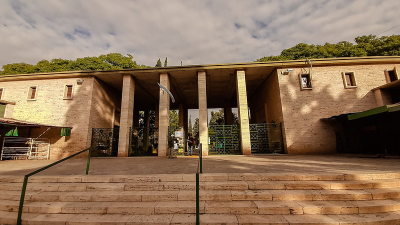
[129, 127, 158, 156]
[208, 124, 241, 155]
[91, 128, 119, 157]
[250, 123, 283, 154]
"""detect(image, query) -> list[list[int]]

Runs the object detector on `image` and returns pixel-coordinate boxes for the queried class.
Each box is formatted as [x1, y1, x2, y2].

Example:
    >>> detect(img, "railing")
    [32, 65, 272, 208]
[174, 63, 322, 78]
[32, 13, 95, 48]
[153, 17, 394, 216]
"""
[17, 147, 92, 225]
[196, 143, 203, 225]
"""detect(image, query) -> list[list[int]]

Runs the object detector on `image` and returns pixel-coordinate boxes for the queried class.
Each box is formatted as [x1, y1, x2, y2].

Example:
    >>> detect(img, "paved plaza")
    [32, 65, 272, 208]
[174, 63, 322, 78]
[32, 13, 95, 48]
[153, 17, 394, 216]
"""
[0, 154, 399, 176]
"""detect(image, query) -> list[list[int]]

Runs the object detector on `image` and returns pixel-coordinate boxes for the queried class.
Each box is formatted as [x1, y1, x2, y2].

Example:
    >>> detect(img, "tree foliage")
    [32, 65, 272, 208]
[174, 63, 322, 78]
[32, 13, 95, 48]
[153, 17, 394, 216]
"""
[155, 58, 162, 67]
[168, 110, 179, 137]
[0, 53, 148, 75]
[192, 118, 199, 139]
[256, 34, 400, 62]
[209, 109, 225, 125]
[188, 115, 193, 136]
[164, 57, 168, 67]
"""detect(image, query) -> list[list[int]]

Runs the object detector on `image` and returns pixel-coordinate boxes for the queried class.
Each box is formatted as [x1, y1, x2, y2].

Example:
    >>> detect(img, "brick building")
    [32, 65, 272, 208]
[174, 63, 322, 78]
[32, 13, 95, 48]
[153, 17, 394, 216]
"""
[0, 56, 399, 159]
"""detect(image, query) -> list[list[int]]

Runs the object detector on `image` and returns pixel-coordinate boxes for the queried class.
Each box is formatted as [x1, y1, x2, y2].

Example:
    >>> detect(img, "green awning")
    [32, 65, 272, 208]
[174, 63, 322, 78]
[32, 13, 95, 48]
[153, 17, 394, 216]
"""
[61, 127, 71, 136]
[5, 127, 18, 136]
[348, 104, 400, 121]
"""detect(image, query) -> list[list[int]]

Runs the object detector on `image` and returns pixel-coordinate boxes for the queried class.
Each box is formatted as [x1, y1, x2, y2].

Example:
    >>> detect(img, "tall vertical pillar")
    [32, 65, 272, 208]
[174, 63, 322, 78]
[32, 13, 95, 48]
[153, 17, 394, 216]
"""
[236, 70, 251, 155]
[198, 71, 208, 155]
[158, 73, 170, 157]
[118, 75, 135, 157]
[224, 106, 233, 125]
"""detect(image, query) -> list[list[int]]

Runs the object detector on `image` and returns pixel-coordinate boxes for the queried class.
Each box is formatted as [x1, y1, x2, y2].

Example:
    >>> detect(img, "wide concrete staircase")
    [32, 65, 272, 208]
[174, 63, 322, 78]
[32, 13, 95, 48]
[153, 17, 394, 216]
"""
[2, 173, 400, 224]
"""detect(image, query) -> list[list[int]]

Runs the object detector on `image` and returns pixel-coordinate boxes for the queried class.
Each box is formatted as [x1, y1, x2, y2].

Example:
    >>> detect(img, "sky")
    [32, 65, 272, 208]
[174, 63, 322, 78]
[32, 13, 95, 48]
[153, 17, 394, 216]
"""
[1, 0, 400, 69]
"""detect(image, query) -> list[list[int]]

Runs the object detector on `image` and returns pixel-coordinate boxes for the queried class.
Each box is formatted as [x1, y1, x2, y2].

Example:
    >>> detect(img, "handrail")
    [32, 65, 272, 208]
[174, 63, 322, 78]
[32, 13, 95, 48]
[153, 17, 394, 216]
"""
[196, 143, 203, 225]
[17, 147, 92, 225]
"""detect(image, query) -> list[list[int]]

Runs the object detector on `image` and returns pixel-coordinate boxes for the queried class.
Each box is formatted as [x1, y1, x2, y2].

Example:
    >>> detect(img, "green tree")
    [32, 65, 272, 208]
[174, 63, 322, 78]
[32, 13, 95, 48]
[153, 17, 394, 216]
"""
[209, 109, 225, 125]
[1, 53, 148, 75]
[256, 34, 400, 62]
[188, 115, 193, 136]
[164, 57, 168, 67]
[192, 118, 199, 139]
[168, 110, 179, 137]
[155, 58, 162, 67]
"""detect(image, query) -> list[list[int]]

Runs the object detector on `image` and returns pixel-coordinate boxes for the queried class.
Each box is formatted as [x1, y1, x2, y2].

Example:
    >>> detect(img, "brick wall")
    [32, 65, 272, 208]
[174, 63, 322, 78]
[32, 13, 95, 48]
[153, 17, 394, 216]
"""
[0, 76, 121, 159]
[277, 63, 400, 154]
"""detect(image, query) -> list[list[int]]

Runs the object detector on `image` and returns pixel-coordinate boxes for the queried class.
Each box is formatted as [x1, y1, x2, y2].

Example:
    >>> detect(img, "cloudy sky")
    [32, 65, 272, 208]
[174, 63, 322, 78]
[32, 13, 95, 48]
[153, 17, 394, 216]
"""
[1, 0, 399, 68]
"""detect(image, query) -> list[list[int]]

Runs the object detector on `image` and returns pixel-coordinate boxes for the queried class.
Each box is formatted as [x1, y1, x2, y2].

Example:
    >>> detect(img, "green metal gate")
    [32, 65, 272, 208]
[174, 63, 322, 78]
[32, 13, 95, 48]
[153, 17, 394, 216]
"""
[129, 127, 158, 156]
[91, 128, 119, 157]
[250, 123, 283, 154]
[208, 124, 241, 155]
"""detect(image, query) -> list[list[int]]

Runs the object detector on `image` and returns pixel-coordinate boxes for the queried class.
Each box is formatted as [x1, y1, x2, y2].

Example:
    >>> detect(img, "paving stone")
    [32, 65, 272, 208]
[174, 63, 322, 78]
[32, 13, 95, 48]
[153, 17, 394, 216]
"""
[26, 202, 69, 213]
[170, 214, 238, 225]
[367, 188, 400, 200]
[0, 199, 28, 212]
[141, 190, 178, 201]
[0, 190, 35, 201]
[236, 214, 289, 225]
[81, 176, 112, 183]
[31, 192, 61, 201]
[256, 201, 303, 215]
[66, 214, 132, 225]
[0, 211, 39, 225]
[231, 190, 272, 201]
[310, 190, 373, 201]
[247, 181, 285, 190]
[199, 173, 229, 182]
[202, 181, 248, 190]
[59, 192, 92, 202]
[296, 201, 358, 215]
[269, 190, 314, 201]
[0, 176, 24, 183]
[372, 173, 400, 180]
[61, 202, 112, 214]
[107, 202, 157, 215]
[259, 173, 296, 181]
[355, 199, 400, 214]
[294, 174, 345, 181]
[27, 184, 60, 192]
[124, 183, 163, 191]
[178, 190, 232, 201]
[344, 174, 373, 181]
[126, 214, 173, 225]
[155, 201, 205, 214]
[91, 191, 143, 202]
[284, 181, 331, 190]
[330, 181, 374, 190]
[58, 184, 86, 192]
[371, 179, 400, 189]
[228, 173, 262, 181]
[26, 213, 78, 225]
[29, 177, 60, 183]
[206, 201, 258, 214]
[182, 174, 196, 182]
[86, 183, 125, 192]
[283, 214, 339, 224]
[162, 182, 196, 190]
[0, 183, 23, 191]
[329, 212, 400, 225]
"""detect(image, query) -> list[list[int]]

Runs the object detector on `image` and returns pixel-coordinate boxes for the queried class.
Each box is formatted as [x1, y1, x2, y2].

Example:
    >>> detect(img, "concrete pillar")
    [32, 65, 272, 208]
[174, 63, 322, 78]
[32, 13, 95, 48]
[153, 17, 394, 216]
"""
[198, 71, 208, 155]
[224, 106, 233, 125]
[118, 75, 135, 157]
[158, 73, 170, 157]
[236, 70, 251, 155]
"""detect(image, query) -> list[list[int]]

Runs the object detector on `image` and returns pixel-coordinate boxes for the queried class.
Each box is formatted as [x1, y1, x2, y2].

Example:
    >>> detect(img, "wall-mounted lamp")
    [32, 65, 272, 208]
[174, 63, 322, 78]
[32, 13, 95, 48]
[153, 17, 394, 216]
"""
[281, 69, 293, 75]
[76, 79, 84, 85]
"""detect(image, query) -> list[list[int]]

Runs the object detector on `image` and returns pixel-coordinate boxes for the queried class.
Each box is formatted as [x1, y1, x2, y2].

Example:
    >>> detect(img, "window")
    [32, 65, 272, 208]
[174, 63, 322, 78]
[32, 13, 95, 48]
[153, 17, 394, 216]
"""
[0, 88, 3, 99]
[28, 86, 37, 100]
[299, 74, 312, 90]
[385, 68, 398, 83]
[64, 85, 73, 99]
[342, 72, 357, 88]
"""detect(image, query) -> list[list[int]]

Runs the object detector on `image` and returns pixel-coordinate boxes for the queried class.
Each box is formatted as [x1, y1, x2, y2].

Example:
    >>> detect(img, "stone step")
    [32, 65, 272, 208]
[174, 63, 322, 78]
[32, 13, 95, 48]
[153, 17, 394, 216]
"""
[2, 212, 400, 225]
[3, 199, 400, 216]
[1, 173, 400, 184]
[3, 188, 400, 203]
[2, 179, 400, 193]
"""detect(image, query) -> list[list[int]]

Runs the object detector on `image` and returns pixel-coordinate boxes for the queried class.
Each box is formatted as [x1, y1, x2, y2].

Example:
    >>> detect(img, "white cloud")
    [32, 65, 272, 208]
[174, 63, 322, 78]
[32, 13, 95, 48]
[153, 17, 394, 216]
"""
[0, 0, 399, 68]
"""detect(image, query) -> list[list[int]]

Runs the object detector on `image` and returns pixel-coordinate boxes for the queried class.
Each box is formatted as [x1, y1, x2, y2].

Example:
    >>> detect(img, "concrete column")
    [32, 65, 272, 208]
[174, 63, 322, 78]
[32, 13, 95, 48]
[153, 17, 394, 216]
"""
[118, 75, 135, 157]
[158, 73, 170, 157]
[198, 71, 208, 155]
[179, 104, 184, 127]
[224, 106, 233, 125]
[236, 70, 251, 155]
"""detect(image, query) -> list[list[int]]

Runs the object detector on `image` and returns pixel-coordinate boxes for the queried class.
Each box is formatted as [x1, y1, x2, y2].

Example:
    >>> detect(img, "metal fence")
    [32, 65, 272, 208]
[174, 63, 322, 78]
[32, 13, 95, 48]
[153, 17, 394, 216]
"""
[1, 137, 50, 160]
[208, 124, 241, 155]
[129, 127, 158, 156]
[250, 123, 283, 154]
[91, 128, 119, 157]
